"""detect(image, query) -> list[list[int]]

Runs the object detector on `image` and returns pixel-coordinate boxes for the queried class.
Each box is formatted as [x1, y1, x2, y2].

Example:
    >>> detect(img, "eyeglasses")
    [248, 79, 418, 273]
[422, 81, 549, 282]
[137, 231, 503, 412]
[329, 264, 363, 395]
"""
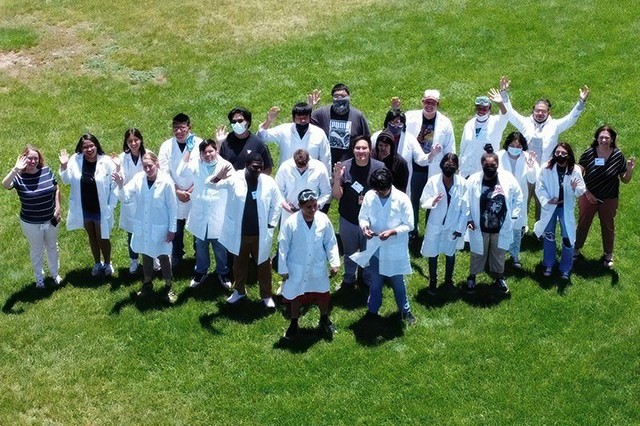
[172, 125, 189, 131]
[230, 119, 245, 124]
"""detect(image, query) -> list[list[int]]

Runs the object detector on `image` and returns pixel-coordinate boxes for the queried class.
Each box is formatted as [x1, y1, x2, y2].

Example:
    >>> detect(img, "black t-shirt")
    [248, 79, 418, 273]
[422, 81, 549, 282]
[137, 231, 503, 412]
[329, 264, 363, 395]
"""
[338, 158, 385, 224]
[81, 159, 100, 215]
[413, 115, 436, 173]
[556, 165, 566, 204]
[219, 132, 274, 171]
[480, 175, 506, 233]
[241, 179, 259, 236]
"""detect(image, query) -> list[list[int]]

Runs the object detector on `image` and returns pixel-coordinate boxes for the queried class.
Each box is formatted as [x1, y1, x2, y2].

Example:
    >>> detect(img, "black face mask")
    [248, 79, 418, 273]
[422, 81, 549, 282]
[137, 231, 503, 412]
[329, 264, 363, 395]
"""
[555, 154, 568, 165]
[295, 123, 309, 134]
[442, 165, 456, 177]
[483, 166, 498, 179]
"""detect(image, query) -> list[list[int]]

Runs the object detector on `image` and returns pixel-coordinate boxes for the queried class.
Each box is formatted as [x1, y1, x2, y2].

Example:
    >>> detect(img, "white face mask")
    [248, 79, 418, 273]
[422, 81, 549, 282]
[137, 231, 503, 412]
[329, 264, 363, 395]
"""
[508, 147, 523, 157]
[231, 121, 247, 135]
[476, 113, 489, 123]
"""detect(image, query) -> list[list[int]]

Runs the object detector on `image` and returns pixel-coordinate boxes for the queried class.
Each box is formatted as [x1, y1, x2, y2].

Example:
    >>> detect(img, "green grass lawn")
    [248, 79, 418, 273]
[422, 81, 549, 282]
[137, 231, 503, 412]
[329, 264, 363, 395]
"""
[1, 0, 639, 424]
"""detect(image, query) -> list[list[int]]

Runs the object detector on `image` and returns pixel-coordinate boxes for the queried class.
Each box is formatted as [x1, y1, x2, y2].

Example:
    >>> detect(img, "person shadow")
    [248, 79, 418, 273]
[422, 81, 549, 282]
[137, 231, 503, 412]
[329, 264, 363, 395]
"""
[331, 284, 368, 310]
[571, 257, 619, 286]
[199, 298, 275, 326]
[110, 289, 179, 314]
[348, 312, 405, 346]
[173, 276, 230, 307]
[415, 283, 460, 309]
[2, 279, 65, 314]
[459, 283, 510, 308]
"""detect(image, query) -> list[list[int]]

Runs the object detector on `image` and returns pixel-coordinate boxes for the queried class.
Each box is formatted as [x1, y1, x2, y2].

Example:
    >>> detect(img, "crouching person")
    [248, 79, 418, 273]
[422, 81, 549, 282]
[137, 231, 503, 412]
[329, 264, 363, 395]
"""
[356, 168, 416, 325]
[278, 189, 340, 339]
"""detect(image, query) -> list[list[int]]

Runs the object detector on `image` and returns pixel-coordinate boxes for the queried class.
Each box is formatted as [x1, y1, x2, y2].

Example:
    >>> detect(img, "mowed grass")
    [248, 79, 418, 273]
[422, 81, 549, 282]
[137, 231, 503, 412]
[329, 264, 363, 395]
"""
[1, 0, 639, 424]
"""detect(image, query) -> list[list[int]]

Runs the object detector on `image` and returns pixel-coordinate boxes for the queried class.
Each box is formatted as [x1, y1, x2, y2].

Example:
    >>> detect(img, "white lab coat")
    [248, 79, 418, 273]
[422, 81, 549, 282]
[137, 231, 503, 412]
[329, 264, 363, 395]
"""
[274, 157, 331, 226]
[404, 110, 456, 179]
[277, 211, 340, 300]
[211, 170, 283, 264]
[358, 187, 414, 276]
[257, 123, 331, 174]
[177, 156, 232, 241]
[60, 153, 117, 237]
[117, 151, 143, 233]
[504, 94, 585, 165]
[158, 135, 202, 219]
[117, 170, 177, 258]
[533, 163, 586, 244]
[420, 173, 469, 257]
[466, 170, 523, 254]
[459, 113, 508, 178]
[371, 130, 430, 197]
[497, 149, 540, 229]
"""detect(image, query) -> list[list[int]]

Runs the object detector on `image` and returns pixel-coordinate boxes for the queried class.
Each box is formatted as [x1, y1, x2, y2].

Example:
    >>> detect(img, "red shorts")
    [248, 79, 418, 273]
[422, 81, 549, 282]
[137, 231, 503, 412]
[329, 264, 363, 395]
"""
[284, 291, 330, 306]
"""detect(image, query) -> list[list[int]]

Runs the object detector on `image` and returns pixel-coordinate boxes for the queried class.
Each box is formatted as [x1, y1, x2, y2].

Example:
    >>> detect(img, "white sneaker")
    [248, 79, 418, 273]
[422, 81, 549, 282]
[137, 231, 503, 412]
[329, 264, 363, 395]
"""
[129, 259, 139, 274]
[53, 275, 63, 286]
[226, 290, 246, 304]
[91, 262, 104, 276]
[153, 258, 161, 271]
[103, 263, 114, 277]
[189, 272, 208, 288]
[35, 279, 45, 289]
[263, 297, 276, 309]
[543, 266, 553, 277]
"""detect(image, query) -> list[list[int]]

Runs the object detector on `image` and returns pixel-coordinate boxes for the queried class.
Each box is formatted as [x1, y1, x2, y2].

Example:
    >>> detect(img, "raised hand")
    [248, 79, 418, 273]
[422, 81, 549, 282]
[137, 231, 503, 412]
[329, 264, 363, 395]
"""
[110, 154, 122, 170]
[59, 149, 69, 166]
[499, 76, 510, 92]
[579, 85, 590, 102]
[487, 88, 502, 103]
[266, 106, 280, 122]
[390, 96, 401, 111]
[307, 89, 321, 109]
[14, 155, 28, 172]
[333, 161, 345, 180]
[215, 125, 228, 143]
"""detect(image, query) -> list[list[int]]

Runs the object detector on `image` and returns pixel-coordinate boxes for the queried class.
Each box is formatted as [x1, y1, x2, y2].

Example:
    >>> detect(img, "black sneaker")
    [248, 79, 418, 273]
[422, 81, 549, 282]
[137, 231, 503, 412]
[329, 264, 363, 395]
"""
[320, 320, 336, 338]
[136, 282, 153, 298]
[218, 273, 232, 290]
[465, 276, 477, 294]
[426, 279, 438, 296]
[495, 278, 510, 295]
[284, 323, 299, 340]
[402, 311, 417, 326]
[189, 272, 207, 288]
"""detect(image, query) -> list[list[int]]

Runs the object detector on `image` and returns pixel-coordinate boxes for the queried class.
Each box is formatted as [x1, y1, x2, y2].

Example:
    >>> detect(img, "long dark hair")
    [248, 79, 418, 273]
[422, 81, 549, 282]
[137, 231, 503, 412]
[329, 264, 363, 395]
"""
[546, 142, 576, 173]
[122, 128, 147, 156]
[590, 125, 618, 149]
[74, 133, 105, 155]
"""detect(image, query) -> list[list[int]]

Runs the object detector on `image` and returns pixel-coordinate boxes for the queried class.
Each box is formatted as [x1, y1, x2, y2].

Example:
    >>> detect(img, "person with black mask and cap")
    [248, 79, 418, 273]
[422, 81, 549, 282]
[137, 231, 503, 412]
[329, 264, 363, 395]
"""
[533, 142, 585, 280]
[419, 153, 469, 295]
[465, 152, 523, 295]
[257, 102, 331, 175]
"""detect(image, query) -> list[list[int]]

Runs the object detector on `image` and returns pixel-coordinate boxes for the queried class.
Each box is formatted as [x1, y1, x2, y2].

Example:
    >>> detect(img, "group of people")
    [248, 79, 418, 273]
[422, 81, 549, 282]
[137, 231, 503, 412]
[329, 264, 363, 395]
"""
[4, 77, 635, 339]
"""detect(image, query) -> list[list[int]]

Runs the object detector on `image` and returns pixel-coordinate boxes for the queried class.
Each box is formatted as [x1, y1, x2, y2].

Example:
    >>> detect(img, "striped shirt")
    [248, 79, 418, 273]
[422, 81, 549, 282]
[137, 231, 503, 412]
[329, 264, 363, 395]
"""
[579, 147, 627, 200]
[12, 166, 57, 224]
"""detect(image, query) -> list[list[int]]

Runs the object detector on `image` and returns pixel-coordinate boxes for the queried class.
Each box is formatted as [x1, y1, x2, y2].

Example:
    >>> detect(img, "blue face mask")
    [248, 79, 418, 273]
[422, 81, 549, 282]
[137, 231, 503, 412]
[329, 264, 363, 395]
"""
[332, 97, 350, 115]
[508, 147, 522, 157]
[231, 121, 247, 135]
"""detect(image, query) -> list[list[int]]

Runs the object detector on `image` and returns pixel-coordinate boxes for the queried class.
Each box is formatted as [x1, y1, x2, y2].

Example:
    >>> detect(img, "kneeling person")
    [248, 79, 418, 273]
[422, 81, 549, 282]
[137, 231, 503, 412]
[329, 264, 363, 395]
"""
[278, 189, 340, 339]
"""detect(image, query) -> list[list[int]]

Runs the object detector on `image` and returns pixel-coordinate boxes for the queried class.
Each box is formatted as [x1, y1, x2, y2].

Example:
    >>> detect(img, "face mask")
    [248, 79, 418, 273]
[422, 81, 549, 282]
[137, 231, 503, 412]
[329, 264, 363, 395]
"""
[475, 113, 489, 123]
[332, 97, 350, 115]
[555, 154, 568, 165]
[483, 166, 498, 179]
[295, 123, 309, 134]
[231, 121, 247, 135]
[442, 165, 456, 177]
[388, 125, 402, 136]
[508, 147, 522, 157]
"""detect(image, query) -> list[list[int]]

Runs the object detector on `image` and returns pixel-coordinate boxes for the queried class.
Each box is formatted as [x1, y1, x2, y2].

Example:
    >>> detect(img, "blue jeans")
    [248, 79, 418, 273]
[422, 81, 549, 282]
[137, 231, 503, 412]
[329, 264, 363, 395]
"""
[508, 226, 523, 261]
[542, 206, 573, 274]
[366, 255, 410, 315]
[410, 170, 429, 235]
[194, 236, 228, 275]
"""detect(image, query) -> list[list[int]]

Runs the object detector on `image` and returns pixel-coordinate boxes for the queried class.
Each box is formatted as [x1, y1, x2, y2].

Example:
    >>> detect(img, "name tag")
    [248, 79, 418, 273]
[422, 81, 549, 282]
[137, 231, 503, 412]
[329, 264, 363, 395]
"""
[251, 191, 257, 200]
[351, 181, 364, 193]
[594, 158, 605, 166]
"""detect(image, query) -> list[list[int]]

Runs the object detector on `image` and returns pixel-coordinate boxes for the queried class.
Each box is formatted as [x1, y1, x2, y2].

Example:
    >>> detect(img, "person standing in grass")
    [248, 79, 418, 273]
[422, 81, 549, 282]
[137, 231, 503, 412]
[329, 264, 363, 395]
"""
[332, 135, 385, 290]
[3, 145, 62, 288]
[258, 102, 331, 174]
[534, 143, 586, 280]
[458, 90, 508, 179]
[356, 168, 416, 325]
[158, 113, 202, 268]
[113, 152, 178, 304]
[278, 189, 340, 340]
[372, 130, 409, 193]
[59, 134, 117, 277]
[176, 139, 233, 290]
[465, 152, 523, 295]
[420, 153, 468, 295]
[404, 89, 456, 240]
[497, 131, 539, 269]
[574, 125, 635, 269]
[208, 153, 283, 308]
[112, 128, 147, 274]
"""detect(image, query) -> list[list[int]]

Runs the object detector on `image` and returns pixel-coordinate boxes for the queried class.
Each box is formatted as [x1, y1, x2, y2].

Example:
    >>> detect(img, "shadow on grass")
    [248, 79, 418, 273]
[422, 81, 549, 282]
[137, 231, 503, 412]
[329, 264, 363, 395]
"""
[273, 327, 327, 353]
[348, 312, 405, 347]
[174, 277, 229, 307]
[331, 284, 368, 310]
[459, 283, 510, 308]
[110, 289, 178, 314]
[572, 257, 619, 286]
[531, 263, 572, 295]
[199, 299, 275, 325]
[198, 312, 223, 335]
[2, 279, 65, 314]
[519, 232, 542, 253]
[415, 284, 460, 309]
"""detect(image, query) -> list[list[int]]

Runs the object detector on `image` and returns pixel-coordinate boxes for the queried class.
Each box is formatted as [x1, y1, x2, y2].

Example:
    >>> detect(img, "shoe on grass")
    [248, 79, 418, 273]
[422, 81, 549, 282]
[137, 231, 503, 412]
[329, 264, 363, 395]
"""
[543, 266, 553, 277]
[320, 319, 336, 337]
[137, 283, 153, 298]
[164, 288, 177, 304]
[91, 262, 104, 277]
[35, 279, 45, 289]
[217, 273, 232, 290]
[403, 311, 417, 326]
[284, 322, 299, 340]
[129, 259, 139, 274]
[513, 259, 522, 269]
[426, 279, 437, 296]
[465, 276, 477, 293]
[495, 278, 510, 295]
[263, 297, 276, 309]
[227, 290, 246, 304]
[103, 263, 114, 277]
[189, 272, 208, 288]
